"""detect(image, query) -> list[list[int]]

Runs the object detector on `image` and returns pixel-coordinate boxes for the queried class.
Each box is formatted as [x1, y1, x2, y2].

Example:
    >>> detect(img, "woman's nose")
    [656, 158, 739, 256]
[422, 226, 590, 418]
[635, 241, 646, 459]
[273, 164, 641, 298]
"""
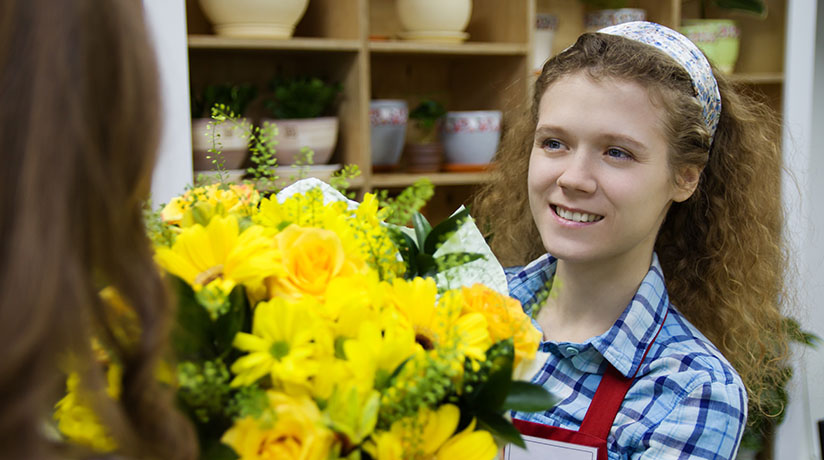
[556, 153, 597, 194]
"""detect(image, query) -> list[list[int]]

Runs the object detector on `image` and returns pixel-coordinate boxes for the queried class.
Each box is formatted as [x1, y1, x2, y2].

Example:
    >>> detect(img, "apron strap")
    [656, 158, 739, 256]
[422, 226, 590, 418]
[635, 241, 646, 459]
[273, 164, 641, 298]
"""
[578, 308, 670, 440]
[578, 365, 633, 440]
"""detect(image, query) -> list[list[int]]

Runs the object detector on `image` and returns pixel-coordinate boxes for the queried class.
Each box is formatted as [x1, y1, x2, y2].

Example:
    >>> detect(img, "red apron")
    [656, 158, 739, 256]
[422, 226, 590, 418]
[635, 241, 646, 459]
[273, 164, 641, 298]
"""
[506, 309, 668, 460]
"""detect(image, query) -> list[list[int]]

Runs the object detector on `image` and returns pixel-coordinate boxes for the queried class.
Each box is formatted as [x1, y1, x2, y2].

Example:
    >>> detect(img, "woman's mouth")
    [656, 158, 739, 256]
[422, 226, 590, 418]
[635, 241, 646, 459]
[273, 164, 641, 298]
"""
[552, 205, 604, 223]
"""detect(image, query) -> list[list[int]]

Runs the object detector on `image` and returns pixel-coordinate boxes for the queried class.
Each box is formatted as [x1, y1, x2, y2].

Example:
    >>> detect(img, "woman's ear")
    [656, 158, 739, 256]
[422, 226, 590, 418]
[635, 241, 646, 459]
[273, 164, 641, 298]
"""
[673, 165, 702, 203]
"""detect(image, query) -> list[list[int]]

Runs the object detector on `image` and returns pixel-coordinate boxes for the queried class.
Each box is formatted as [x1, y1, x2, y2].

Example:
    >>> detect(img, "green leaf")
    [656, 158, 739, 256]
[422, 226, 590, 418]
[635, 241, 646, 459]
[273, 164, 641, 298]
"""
[477, 411, 525, 448]
[466, 341, 515, 411]
[169, 275, 216, 360]
[423, 207, 470, 254]
[502, 381, 557, 412]
[213, 284, 250, 356]
[388, 227, 420, 278]
[412, 212, 432, 249]
[415, 253, 438, 278]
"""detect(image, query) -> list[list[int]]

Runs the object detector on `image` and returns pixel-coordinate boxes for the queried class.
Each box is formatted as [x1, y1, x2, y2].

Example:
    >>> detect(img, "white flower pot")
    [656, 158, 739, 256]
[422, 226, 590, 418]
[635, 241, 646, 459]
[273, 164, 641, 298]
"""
[191, 118, 249, 171]
[370, 100, 408, 169]
[442, 110, 501, 166]
[198, 0, 310, 39]
[262, 117, 338, 166]
[396, 0, 472, 35]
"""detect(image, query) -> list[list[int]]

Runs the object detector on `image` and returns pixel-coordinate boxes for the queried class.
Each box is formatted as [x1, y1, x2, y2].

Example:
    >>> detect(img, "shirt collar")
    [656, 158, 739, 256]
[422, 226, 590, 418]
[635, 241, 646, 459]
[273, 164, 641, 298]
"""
[506, 253, 670, 378]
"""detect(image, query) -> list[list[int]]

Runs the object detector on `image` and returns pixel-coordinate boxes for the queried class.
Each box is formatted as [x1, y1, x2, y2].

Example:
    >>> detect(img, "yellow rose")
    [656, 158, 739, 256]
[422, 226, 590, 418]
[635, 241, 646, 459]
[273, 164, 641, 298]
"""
[221, 392, 334, 460]
[267, 225, 364, 300]
[460, 284, 541, 367]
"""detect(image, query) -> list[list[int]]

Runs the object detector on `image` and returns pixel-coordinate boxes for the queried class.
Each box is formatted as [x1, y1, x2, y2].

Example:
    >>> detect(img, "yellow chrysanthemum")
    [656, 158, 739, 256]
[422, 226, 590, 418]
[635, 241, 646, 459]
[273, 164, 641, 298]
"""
[266, 224, 367, 300]
[53, 364, 122, 453]
[319, 273, 384, 337]
[222, 392, 334, 460]
[366, 405, 497, 460]
[460, 284, 542, 367]
[344, 320, 416, 393]
[162, 183, 260, 226]
[255, 188, 349, 231]
[154, 216, 283, 294]
[230, 297, 326, 388]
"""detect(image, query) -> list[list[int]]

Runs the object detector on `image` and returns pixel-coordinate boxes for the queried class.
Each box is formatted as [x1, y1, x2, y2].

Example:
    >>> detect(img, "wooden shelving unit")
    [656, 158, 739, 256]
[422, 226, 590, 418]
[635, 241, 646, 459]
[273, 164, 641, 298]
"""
[185, 0, 787, 220]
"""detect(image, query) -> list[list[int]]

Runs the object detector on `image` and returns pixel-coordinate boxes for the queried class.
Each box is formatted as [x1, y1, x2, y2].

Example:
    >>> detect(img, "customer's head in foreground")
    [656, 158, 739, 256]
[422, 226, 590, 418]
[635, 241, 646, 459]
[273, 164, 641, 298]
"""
[474, 22, 788, 418]
[0, 0, 195, 458]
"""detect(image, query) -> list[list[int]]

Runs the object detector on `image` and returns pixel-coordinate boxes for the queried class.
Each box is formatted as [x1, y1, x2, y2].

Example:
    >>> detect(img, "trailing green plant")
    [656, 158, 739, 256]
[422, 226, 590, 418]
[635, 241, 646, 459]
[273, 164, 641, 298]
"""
[408, 99, 447, 144]
[191, 83, 257, 119]
[701, 0, 766, 17]
[741, 317, 820, 452]
[264, 76, 342, 119]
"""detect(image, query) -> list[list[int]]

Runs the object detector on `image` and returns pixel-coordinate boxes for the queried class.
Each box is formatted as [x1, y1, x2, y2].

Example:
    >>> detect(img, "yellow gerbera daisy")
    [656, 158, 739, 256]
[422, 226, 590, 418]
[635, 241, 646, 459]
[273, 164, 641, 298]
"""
[230, 297, 326, 388]
[388, 278, 490, 364]
[365, 405, 497, 460]
[154, 215, 283, 294]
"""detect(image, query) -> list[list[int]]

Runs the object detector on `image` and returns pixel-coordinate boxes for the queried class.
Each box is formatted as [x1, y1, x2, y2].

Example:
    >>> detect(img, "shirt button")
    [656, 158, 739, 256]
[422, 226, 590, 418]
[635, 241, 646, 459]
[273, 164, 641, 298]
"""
[565, 346, 579, 356]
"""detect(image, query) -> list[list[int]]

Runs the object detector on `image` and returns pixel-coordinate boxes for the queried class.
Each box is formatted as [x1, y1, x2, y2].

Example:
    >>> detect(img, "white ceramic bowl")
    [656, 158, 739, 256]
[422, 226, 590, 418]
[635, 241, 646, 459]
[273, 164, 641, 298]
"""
[191, 118, 249, 171]
[198, 0, 309, 39]
[396, 0, 472, 34]
[442, 110, 502, 165]
[370, 100, 408, 167]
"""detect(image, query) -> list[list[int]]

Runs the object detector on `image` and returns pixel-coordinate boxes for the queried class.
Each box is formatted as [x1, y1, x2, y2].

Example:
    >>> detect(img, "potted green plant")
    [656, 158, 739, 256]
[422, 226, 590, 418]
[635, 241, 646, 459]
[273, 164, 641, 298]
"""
[190, 82, 257, 171]
[736, 317, 819, 460]
[404, 99, 446, 173]
[579, 0, 646, 32]
[680, 0, 767, 73]
[262, 76, 342, 166]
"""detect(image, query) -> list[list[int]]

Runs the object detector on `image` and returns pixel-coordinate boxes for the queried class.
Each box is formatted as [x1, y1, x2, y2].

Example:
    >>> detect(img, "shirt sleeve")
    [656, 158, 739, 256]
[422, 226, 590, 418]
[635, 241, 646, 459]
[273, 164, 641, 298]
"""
[631, 380, 747, 460]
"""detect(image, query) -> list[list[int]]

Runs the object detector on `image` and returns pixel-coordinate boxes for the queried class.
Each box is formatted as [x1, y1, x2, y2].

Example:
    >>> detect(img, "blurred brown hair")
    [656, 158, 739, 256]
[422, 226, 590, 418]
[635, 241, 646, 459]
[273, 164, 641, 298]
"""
[0, 0, 196, 458]
[474, 32, 788, 417]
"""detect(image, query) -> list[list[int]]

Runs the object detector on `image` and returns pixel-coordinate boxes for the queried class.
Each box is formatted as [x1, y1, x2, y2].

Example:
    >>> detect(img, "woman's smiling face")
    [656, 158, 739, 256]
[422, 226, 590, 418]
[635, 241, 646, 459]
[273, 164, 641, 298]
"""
[528, 73, 694, 268]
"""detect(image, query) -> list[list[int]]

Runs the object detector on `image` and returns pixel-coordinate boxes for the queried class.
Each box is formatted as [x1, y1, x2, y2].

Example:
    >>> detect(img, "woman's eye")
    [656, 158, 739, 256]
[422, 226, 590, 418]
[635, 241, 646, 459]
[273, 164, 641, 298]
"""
[606, 148, 631, 160]
[541, 139, 563, 150]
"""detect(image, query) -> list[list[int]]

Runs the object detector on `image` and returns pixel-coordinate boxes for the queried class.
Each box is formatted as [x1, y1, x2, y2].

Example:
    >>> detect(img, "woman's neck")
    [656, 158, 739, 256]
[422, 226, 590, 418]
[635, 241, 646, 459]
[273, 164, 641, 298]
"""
[537, 252, 653, 343]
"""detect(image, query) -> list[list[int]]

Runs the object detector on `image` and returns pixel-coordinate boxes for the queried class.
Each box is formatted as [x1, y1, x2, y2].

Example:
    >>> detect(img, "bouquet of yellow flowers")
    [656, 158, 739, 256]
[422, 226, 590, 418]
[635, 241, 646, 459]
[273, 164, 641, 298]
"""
[55, 177, 552, 460]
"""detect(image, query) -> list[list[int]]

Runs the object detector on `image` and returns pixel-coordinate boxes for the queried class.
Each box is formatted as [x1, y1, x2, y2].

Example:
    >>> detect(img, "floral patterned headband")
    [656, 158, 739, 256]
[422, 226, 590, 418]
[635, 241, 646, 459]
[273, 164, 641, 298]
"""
[598, 21, 721, 144]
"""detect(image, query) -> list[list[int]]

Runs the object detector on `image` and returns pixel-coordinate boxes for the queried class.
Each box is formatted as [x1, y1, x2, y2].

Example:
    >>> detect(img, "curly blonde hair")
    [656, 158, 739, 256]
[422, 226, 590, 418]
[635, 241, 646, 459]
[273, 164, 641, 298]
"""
[473, 33, 788, 417]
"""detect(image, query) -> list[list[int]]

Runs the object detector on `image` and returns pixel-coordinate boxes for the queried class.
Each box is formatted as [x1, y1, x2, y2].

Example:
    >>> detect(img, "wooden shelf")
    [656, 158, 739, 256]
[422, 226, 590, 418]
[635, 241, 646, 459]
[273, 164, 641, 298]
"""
[368, 41, 528, 56]
[727, 72, 784, 84]
[188, 35, 361, 52]
[370, 172, 492, 188]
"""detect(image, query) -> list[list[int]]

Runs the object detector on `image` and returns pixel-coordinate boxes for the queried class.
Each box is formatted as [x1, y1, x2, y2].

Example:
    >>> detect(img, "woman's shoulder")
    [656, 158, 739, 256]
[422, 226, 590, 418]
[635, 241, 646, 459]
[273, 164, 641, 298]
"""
[644, 305, 744, 388]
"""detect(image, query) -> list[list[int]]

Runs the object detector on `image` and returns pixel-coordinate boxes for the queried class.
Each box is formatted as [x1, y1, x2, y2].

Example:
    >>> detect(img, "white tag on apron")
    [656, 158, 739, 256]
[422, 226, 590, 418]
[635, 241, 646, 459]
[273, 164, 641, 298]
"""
[504, 434, 598, 460]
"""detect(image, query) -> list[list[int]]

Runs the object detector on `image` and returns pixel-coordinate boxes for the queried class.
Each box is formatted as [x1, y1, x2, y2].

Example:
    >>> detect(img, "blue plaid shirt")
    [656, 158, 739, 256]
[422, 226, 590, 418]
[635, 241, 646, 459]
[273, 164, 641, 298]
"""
[506, 253, 747, 460]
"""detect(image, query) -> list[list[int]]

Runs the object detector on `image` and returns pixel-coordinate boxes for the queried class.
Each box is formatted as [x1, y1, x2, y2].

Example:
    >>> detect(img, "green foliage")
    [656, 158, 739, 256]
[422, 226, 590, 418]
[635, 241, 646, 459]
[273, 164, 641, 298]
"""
[712, 0, 766, 16]
[329, 165, 362, 198]
[389, 208, 484, 280]
[741, 317, 820, 452]
[192, 83, 257, 119]
[578, 0, 627, 8]
[177, 360, 233, 424]
[377, 179, 434, 226]
[458, 340, 556, 448]
[143, 199, 176, 247]
[265, 76, 342, 119]
[409, 99, 446, 135]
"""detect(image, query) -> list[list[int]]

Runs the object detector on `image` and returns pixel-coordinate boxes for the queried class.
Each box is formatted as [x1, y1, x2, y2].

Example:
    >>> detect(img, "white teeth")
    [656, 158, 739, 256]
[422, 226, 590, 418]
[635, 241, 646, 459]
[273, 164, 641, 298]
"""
[554, 206, 603, 223]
